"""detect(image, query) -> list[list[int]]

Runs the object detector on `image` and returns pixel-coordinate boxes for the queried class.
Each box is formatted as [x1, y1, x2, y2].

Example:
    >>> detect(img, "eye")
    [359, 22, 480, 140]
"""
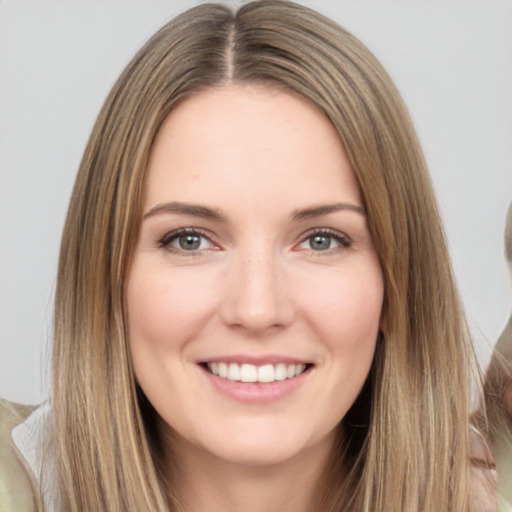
[309, 234, 333, 251]
[297, 229, 351, 252]
[158, 228, 217, 254]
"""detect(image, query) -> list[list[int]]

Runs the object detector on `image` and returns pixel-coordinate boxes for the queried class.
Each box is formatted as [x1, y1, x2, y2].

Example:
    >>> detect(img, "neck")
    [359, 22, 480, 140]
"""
[162, 431, 335, 512]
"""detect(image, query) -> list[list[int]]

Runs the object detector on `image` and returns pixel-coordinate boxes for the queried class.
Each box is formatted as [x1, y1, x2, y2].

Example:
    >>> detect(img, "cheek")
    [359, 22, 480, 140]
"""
[125, 261, 223, 420]
[293, 264, 383, 438]
[125, 262, 219, 352]
[299, 263, 384, 354]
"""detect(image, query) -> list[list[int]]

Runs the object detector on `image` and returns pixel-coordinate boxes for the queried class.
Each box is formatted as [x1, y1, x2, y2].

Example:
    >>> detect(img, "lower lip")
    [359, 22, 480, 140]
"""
[200, 366, 311, 403]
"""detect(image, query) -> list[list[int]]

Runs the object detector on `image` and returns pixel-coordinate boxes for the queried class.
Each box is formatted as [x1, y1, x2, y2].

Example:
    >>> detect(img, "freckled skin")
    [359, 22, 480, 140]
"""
[126, 85, 384, 471]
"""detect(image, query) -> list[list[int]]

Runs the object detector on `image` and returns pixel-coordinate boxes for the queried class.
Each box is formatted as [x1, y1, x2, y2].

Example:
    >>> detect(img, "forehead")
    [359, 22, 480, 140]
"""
[144, 85, 362, 212]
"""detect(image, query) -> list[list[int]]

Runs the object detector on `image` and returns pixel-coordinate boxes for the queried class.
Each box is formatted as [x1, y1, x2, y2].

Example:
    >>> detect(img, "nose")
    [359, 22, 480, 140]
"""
[220, 248, 295, 335]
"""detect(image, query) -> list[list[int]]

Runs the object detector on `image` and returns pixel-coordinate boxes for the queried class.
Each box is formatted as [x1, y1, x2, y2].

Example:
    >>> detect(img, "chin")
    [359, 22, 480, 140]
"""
[214, 440, 303, 467]
[185, 419, 336, 469]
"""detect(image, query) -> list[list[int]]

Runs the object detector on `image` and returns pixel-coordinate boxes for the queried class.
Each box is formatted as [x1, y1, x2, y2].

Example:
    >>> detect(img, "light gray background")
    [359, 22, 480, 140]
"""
[1, 1, 511, 405]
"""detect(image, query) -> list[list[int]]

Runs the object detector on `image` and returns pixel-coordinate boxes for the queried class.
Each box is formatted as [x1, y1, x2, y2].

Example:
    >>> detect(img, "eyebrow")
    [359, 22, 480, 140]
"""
[291, 202, 366, 221]
[143, 201, 365, 223]
[143, 201, 227, 222]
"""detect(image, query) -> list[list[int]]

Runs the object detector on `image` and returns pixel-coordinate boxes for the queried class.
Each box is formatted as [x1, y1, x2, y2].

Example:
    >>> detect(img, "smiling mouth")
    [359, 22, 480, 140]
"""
[202, 362, 312, 384]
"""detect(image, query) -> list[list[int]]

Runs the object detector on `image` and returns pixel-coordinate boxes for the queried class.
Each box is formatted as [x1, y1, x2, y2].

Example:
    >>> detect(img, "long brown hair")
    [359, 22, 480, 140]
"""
[52, 1, 477, 510]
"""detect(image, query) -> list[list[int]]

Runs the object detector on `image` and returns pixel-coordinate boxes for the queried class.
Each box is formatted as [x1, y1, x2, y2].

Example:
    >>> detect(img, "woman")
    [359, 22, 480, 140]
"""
[0, 1, 491, 510]
[477, 203, 512, 511]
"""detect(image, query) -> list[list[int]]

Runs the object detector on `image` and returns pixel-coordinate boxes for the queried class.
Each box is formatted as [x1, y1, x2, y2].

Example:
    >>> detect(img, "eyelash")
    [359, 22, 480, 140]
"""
[157, 228, 216, 255]
[156, 227, 352, 255]
[298, 228, 352, 254]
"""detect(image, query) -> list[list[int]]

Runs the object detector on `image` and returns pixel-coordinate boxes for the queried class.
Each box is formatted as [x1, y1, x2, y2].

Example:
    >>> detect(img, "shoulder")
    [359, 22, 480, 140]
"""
[0, 399, 38, 512]
[0, 399, 36, 426]
[493, 432, 512, 512]
[470, 424, 499, 512]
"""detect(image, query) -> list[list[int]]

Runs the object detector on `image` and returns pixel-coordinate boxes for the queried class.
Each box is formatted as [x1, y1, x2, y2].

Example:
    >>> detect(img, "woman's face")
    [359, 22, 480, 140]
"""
[126, 85, 384, 469]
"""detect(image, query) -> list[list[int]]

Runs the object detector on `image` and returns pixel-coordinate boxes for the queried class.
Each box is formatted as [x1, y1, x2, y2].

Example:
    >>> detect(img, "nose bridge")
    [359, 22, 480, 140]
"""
[222, 243, 293, 333]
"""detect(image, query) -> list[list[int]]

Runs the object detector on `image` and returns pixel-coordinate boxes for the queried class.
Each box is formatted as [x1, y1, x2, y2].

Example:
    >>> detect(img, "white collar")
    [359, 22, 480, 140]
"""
[11, 403, 64, 512]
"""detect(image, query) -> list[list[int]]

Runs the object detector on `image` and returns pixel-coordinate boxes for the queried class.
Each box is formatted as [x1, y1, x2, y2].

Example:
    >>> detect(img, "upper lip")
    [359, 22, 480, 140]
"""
[199, 355, 312, 366]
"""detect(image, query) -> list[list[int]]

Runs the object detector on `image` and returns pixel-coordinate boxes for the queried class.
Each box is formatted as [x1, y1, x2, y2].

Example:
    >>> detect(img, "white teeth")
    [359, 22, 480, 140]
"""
[295, 364, 306, 376]
[240, 364, 258, 382]
[218, 362, 228, 379]
[275, 363, 287, 381]
[227, 363, 240, 381]
[205, 362, 308, 383]
[257, 364, 275, 383]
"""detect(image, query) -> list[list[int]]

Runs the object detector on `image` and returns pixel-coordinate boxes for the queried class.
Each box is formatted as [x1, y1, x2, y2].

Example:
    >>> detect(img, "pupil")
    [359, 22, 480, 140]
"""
[179, 235, 200, 250]
[310, 235, 330, 250]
